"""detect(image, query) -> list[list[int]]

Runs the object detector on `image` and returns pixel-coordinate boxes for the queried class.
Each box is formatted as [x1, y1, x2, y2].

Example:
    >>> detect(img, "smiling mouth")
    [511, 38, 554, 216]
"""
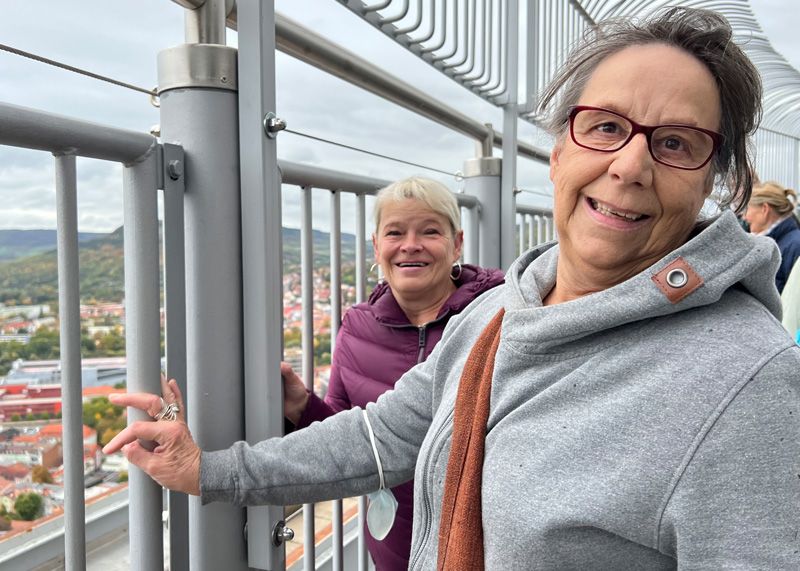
[588, 198, 648, 222]
[396, 262, 429, 267]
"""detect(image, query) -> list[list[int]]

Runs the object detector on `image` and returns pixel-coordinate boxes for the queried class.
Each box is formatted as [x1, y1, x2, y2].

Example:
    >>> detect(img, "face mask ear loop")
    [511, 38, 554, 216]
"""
[362, 409, 386, 491]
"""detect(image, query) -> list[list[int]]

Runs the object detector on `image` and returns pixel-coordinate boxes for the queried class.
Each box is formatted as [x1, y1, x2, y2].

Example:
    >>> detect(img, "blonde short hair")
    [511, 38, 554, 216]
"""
[749, 181, 798, 216]
[373, 177, 461, 235]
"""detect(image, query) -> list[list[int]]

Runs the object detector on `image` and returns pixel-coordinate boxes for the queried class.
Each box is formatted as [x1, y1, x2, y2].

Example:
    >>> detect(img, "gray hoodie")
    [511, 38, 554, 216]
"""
[203, 211, 800, 570]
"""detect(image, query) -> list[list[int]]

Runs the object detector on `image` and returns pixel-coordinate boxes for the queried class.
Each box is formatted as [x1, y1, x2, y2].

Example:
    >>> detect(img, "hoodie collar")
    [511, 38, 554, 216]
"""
[502, 211, 781, 349]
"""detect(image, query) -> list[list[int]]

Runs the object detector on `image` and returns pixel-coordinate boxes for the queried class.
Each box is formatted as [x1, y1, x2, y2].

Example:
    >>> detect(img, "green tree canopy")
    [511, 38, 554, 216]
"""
[14, 493, 43, 521]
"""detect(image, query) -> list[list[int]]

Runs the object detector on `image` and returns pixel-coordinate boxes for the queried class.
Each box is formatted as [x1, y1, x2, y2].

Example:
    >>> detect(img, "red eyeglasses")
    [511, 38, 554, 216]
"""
[568, 105, 723, 170]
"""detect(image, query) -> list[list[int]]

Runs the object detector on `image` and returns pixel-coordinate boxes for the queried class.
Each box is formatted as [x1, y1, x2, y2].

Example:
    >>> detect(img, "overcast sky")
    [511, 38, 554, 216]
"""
[0, 0, 796, 233]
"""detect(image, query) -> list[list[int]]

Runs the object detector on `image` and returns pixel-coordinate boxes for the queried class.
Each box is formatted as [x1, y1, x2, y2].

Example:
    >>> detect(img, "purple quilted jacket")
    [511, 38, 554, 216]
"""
[295, 264, 504, 571]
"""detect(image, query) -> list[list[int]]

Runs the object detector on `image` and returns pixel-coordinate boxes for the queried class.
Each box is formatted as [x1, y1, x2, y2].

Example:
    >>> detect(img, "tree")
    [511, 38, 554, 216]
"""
[14, 493, 43, 521]
[31, 465, 52, 485]
[100, 427, 122, 447]
[10, 414, 20, 422]
[118, 471, 128, 483]
[83, 397, 125, 434]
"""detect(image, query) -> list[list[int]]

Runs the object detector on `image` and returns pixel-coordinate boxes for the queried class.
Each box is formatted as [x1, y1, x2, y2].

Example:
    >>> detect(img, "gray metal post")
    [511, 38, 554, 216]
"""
[158, 9, 246, 569]
[300, 185, 315, 571]
[500, 0, 519, 270]
[462, 157, 503, 269]
[122, 152, 164, 571]
[162, 143, 189, 571]
[54, 154, 86, 571]
[329, 190, 346, 570]
[237, 0, 287, 568]
[355, 192, 369, 571]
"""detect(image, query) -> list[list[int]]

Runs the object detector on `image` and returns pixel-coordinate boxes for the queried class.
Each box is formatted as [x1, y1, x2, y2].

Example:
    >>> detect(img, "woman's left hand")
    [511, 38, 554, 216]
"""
[103, 377, 202, 496]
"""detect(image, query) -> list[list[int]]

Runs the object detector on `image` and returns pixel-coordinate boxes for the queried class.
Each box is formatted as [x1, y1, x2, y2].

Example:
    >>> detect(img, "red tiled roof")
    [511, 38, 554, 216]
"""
[39, 424, 95, 439]
[82, 385, 121, 398]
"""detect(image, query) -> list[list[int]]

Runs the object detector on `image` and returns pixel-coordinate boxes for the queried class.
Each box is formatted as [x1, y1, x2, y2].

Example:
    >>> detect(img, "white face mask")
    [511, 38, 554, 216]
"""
[362, 409, 398, 541]
[366, 487, 398, 540]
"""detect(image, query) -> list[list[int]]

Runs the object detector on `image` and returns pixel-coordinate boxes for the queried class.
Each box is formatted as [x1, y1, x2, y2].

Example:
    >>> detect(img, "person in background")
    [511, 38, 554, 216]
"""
[782, 261, 800, 343]
[744, 181, 800, 292]
[281, 176, 504, 571]
[105, 8, 800, 569]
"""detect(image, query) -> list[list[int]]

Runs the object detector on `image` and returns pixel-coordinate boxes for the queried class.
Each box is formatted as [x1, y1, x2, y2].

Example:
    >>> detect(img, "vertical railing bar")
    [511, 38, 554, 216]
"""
[528, 213, 535, 250]
[237, 2, 286, 567]
[537, 215, 545, 245]
[356, 193, 368, 303]
[54, 153, 86, 571]
[329, 190, 346, 569]
[356, 194, 369, 571]
[122, 151, 163, 571]
[469, 205, 481, 266]
[162, 143, 190, 571]
[518, 214, 525, 255]
[300, 185, 316, 571]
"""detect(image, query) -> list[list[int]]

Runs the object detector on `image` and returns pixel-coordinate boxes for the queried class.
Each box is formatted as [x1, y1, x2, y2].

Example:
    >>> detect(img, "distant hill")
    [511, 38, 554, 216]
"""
[0, 226, 365, 304]
[0, 229, 104, 261]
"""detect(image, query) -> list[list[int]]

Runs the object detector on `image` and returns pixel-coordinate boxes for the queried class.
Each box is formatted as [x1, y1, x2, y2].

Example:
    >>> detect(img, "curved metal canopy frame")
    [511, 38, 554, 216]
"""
[576, 0, 800, 138]
[340, 0, 800, 138]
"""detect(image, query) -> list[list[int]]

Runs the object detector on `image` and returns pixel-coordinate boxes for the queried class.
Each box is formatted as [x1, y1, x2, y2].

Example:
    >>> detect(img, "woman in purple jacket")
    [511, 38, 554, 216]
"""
[282, 176, 504, 571]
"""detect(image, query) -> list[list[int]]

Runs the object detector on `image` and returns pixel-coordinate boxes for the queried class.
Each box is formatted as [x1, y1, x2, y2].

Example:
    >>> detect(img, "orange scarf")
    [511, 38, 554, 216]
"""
[437, 308, 505, 571]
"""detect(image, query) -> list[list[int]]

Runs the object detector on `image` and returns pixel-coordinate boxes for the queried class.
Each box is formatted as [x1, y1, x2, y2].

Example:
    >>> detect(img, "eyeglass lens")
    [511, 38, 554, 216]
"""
[571, 108, 715, 169]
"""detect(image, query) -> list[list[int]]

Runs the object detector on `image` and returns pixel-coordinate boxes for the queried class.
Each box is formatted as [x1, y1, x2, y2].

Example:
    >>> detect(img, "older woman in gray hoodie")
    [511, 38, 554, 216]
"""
[106, 7, 800, 570]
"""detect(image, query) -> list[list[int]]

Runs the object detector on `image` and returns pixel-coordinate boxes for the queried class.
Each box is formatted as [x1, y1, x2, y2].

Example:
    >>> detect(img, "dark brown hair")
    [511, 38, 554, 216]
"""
[537, 7, 762, 213]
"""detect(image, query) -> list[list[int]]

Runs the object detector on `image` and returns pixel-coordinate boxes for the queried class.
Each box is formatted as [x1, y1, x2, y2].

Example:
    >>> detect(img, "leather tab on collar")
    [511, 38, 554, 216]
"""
[651, 256, 704, 304]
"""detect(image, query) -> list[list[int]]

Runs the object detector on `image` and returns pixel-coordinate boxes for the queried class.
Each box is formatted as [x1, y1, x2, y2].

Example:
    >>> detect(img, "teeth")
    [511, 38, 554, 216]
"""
[591, 199, 644, 221]
[398, 262, 426, 267]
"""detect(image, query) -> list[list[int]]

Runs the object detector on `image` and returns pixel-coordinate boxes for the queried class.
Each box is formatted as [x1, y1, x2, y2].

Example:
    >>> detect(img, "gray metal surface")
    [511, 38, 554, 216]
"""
[340, 0, 513, 105]
[300, 185, 316, 571]
[223, 11, 549, 163]
[0, 101, 156, 163]
[184, 0, 228, 44]
[354, 195, 369, 571]
[122, 151, 164, 571]
[161, 142, 190, 571]
[54, 154, 86, 571]
[463, 156, 503, 269]
[236, 0, 287, 568]
[327, 191, 347, 570]
[499, 0, 519, 269]
[156, 44, 238, 92]
[158, 80, 247, 571]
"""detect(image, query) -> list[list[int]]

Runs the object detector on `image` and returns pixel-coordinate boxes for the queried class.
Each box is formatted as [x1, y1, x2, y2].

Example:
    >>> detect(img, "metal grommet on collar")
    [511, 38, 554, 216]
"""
[666, 268, 688, 288]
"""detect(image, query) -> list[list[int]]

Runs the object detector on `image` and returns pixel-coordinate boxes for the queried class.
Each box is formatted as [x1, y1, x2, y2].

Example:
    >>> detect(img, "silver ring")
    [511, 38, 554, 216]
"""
[154, 398, 180, 421]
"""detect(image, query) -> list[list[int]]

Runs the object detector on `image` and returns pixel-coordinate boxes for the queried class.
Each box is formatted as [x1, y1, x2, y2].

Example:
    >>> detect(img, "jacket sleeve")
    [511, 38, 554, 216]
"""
[293, 314, 354, 429]
[199, 330, 445, 507]
[294, 392, 336, 429]
[658, 345, 800, 569]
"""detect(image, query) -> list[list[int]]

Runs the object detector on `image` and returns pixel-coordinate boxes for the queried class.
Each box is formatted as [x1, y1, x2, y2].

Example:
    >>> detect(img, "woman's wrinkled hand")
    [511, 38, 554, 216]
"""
[102, 378, 201, 496]
[281, 361, 309, 425]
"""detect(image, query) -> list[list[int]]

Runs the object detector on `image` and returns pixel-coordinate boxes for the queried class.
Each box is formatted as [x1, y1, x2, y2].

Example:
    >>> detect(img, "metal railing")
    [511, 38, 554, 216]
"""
[5, 1, 800, 570]
[0, 101, 184, 570]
